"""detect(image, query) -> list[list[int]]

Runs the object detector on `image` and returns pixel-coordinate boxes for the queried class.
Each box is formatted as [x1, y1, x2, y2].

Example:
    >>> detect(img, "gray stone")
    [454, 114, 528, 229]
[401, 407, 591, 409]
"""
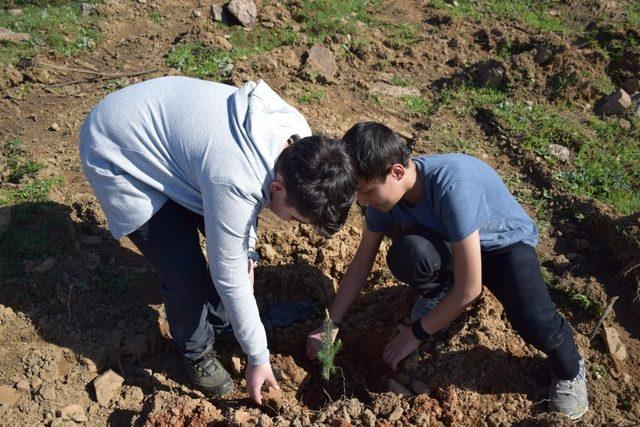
[227, 0, 257, 27]
[306, 45, 337, 82]
[603, 326, 627, 361]
[595, 88, 632, 116]
[211, 3, 224, 21]
[231, 355, 242, 375]
[476, 60, 508, 89]
[192, 9, 202, 18]
[622, 78, 640, 95]
[81, 3, 94, 16]
[0, 206, 10, 238]
[60, 404, 87, 423]
[7, 9, 23, 16]
[14, 380, 30, 392]
[93, 370, 124, 407]
[534, 44, 554, 65]
[548, 143, 572, 163]
[0, 27, 30, 43]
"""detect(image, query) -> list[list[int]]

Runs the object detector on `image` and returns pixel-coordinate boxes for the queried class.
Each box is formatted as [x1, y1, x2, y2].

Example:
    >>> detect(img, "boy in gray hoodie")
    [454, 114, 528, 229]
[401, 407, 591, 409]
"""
[79, 76, 355, 404]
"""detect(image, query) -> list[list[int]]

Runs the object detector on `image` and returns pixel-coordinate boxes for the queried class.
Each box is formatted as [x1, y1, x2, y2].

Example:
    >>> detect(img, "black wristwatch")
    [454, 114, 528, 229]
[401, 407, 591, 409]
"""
[411, 319, 431, 341]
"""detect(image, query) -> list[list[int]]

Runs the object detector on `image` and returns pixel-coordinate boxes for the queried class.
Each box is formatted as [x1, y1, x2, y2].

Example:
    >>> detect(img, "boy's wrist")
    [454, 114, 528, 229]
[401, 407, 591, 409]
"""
[411, 319, 431, 341]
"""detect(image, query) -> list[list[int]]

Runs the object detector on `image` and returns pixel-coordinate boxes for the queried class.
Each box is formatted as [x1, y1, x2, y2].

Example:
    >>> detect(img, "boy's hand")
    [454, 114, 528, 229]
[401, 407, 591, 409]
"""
[383, 324, 420, 370]
[305, 326, 339, 359]
[246, 362, 279, 405]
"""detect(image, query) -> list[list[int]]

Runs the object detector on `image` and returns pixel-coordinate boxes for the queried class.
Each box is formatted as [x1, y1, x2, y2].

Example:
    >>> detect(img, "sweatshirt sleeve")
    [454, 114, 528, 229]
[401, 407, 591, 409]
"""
[202, 182, 269, 366]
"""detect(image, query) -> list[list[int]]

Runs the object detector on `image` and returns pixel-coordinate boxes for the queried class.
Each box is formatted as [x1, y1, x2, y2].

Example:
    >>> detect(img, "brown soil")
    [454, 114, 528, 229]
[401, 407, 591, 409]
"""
[1, 0, 639, 425]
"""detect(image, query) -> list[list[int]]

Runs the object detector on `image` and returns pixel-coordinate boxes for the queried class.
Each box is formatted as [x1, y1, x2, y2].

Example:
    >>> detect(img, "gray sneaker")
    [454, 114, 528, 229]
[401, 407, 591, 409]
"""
[184, 350, 235, 397]
[549, 357, 588, 420]
[411, 283, 453, 325]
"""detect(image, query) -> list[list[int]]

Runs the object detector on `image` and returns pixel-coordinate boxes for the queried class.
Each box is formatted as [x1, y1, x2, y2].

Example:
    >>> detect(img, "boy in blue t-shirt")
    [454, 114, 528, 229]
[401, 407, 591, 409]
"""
[306, 122, 588, 420]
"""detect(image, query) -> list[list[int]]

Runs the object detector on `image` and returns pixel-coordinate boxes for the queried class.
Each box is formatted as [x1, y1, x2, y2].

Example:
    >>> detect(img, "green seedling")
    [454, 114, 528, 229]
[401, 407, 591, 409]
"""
[317, 309, 342, 381]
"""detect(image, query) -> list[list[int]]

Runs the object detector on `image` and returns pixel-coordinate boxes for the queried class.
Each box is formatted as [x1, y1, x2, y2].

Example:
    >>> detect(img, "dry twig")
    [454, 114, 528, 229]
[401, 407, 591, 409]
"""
[588, 295, 619, 342]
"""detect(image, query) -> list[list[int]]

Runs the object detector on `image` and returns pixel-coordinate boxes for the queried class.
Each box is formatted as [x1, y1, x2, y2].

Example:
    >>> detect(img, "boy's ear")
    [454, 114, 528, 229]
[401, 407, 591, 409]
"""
[270, 179, 285, 193]
[389, 164, 406, 181]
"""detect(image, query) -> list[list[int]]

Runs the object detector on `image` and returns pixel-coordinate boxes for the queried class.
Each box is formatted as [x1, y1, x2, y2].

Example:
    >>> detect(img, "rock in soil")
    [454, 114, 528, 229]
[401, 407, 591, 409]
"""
[142, 391, 223, 426]
[226, 0, 257, 27]
[622, 78, 640, 96]
[475, 59, 508, 89]
[0, 27, 30, 43]
[604, 326, 628, 361]
[534, 43, 555, 65]
[594, 89, 632, 116]
[306, 45, 337, 82]
[60, 404, 87, 423]
[0, 385, 19, 415]
[93, 369, 124, 407]
[548, 143, 572, 163]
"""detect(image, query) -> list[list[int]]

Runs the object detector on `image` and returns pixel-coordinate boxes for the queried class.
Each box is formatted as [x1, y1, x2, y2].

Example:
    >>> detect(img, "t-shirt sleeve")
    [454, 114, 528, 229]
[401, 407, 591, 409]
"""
[440, 181, 491, 242]
[365, 206, 391, 233]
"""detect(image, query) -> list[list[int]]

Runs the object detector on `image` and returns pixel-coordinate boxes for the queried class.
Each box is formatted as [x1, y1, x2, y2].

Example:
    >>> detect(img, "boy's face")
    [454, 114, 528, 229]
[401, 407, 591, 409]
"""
[355, 165, 406, 212]
[268, 173, 310, 223]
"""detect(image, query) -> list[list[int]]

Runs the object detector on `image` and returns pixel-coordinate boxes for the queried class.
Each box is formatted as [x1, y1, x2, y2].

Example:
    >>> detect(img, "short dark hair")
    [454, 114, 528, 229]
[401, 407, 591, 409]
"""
[275, 135, 356, 237]
[341, 122, 410, 181]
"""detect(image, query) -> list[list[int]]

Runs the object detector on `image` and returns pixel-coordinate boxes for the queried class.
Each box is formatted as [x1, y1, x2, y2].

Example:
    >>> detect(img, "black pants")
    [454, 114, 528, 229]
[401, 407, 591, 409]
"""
[387, 227, 581, 380]
[128, 199, 230, 360]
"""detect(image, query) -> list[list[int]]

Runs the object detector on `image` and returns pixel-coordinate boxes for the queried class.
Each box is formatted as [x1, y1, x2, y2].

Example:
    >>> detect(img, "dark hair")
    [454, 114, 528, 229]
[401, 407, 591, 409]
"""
[275, 135, 356, 237]
[341, 122, 410, 181]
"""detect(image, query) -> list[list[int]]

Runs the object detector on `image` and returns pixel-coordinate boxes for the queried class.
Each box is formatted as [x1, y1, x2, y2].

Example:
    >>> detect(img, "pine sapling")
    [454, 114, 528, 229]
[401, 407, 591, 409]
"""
[317, 309, 342, 381]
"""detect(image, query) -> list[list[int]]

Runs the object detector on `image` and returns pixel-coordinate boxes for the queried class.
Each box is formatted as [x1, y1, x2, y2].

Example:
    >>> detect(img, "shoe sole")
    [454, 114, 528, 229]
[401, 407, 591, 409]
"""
[569, 403, 588, 421]
[197, 378, 235, 397]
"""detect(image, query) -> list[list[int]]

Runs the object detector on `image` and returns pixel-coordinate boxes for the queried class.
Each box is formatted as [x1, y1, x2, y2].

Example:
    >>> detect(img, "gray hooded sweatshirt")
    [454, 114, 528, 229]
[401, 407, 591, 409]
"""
[79, 76, 312, 365]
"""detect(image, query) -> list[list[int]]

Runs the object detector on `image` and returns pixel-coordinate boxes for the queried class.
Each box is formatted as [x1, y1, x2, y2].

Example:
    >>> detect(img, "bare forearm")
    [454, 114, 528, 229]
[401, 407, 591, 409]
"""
[329, 264, 370, 323]
[419, 285, 480, 334]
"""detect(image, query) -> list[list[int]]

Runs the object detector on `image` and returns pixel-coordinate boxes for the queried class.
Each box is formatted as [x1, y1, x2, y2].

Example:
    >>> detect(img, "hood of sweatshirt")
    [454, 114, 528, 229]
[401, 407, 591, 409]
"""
[228, 80, 312, 208]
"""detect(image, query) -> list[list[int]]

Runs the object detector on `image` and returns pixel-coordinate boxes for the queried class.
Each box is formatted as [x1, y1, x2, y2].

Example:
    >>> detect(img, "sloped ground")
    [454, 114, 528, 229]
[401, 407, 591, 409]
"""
[0, 0, 639, 425]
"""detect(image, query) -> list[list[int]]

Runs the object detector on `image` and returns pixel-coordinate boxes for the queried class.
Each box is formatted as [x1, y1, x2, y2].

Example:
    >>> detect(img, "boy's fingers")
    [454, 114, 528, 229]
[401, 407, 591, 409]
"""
[250, 380, 263, 405]
[267, 374, 279, 390]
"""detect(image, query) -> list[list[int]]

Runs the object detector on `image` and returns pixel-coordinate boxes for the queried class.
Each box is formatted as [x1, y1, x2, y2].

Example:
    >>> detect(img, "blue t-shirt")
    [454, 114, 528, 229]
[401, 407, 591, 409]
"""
[365, 154, 538, 251]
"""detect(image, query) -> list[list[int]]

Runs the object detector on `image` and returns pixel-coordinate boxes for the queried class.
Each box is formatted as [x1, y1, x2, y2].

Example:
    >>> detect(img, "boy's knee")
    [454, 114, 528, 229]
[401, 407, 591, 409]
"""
[386, 233, 447, 286]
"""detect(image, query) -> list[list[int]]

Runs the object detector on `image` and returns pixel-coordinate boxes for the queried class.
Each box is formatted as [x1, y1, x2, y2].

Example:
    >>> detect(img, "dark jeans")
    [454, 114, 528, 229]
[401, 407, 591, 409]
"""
[128, 199, 230, 361]
[387, 227, 581, 380]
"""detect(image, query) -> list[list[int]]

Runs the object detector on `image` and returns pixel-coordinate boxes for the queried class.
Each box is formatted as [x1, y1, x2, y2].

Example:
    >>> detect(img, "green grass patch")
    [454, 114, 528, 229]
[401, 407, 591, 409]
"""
[627, 2, 640, 28]
[166, 26, 297, 78]
[383, 23, 420, 49]
[426, 0, 572, 33]
[0, 138, 61, 205]
[402, 94, 433, 118]
[148, 10, 162, 24]
[389, 74, 410, 87]
[291, 0, 380, 43]
[298, 88, 325, 104]
[541, 266, 604, 317]
[431, 85, 640, 215]
[0, 2, 100, 66]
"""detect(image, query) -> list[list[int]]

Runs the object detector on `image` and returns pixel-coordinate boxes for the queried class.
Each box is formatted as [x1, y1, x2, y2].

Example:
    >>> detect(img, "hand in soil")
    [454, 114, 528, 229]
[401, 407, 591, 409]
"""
[305, 325, 339, 359]
[383, 324, 420, 371]
[246, 363, 279, 405]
